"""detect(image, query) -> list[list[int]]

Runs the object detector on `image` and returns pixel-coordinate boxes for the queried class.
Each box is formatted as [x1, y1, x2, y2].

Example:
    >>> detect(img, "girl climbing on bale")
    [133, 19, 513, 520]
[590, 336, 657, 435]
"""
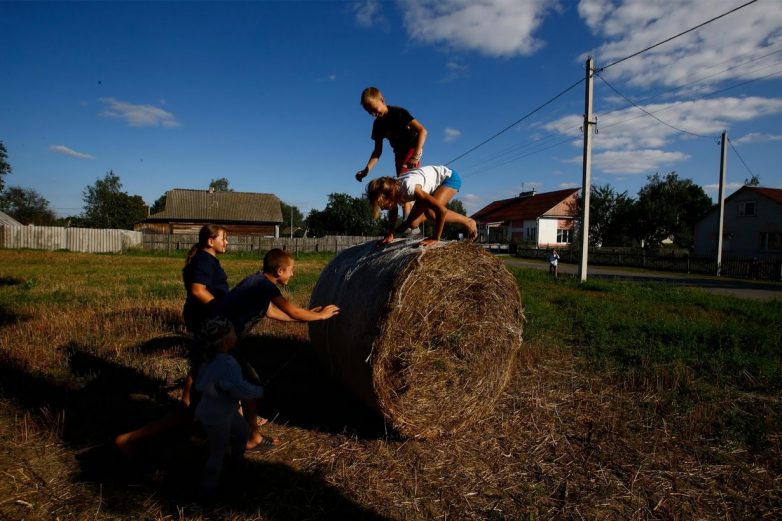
[367, 165, 477, 247]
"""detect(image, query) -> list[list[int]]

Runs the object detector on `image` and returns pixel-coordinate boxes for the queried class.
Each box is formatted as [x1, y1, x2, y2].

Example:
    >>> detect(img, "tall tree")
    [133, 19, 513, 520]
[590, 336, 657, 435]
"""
[280, 201, 304, 235]
[0, 186, 57, 225]
[81, 171, 148, 229]
[305, 193, 382, 236]
[439, 199, 467, 240]
[583, 184, 636, 247]
[149, 193, 167, 214]
[0, 141, 11, 192]
[209, 177, 232, 192]
[634, 172, 712, 249]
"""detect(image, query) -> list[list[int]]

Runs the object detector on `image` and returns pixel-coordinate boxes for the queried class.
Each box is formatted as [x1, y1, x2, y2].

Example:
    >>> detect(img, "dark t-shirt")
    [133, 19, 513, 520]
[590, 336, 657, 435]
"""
[182, 249, 229, 332]
[215, 273, 282, 335]
[371, 105, 418, 155]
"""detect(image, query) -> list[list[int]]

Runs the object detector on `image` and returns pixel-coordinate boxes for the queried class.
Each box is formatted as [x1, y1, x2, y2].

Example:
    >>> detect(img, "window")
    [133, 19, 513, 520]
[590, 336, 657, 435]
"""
[738, 201, 756, 217]
[556, 228, 572, 243]
[760, 232, 782, 251]
[525, 227, 537, 242]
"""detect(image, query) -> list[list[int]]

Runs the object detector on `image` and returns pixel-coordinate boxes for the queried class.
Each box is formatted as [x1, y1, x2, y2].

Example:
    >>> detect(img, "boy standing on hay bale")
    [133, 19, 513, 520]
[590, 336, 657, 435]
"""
[213, 248, 340, 448]
[368, 165, 478, 247]
[355, 86, 428, 223]
[193, 317, 264, 498]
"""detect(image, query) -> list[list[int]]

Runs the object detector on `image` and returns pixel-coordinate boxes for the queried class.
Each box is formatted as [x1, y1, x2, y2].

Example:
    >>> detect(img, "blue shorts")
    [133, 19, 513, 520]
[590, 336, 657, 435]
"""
[442, 170, 461, 191]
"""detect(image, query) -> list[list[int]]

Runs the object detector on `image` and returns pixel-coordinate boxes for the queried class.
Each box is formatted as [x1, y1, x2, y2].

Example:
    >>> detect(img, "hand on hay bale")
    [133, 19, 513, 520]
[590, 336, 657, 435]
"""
[310, 240, 524, 439]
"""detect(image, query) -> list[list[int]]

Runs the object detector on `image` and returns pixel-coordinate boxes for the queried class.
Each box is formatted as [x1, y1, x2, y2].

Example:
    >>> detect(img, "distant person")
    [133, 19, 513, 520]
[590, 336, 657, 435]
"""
[355, 86, 428, 223]
[549, 249, 560, 278]
[193, 317, 265, 497]
[211, 248, 340, 448]
[367, 165, 477, 248]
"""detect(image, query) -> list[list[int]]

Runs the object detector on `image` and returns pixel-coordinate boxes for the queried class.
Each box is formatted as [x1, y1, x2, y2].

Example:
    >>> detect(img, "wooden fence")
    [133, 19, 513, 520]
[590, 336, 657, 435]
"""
[516, 246, 782, 281]
[0, 225, 142, 253]
[142, 233, 383, 254]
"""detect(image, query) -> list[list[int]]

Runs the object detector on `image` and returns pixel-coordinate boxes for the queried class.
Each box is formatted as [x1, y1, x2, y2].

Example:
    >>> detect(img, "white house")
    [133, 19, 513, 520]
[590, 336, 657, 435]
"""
[694, 186, 782, 259]
[471, 188, 580, 246]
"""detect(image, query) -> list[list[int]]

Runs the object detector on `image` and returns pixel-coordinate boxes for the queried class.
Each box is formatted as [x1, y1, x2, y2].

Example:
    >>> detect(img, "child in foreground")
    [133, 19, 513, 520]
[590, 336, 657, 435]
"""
[368, 165, 477, 247]
[194, 317, 263, 496]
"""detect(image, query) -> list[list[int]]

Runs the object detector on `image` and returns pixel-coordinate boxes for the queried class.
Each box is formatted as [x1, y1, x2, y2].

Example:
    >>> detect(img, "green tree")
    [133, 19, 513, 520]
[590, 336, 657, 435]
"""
[209, 177, 232, 192]
[634, 172, 712, 249]
[0, 186, 57, 225]
[744, 175, 761, 186]
[438, 199, 467, 240]
[149, 193, 167, 214]
[280, 201, 304, 236]
[81, 171, 148, 229]
[582, 184, 636, 247]
[305, 193, 382, 236]
[0, 141, 11, 192]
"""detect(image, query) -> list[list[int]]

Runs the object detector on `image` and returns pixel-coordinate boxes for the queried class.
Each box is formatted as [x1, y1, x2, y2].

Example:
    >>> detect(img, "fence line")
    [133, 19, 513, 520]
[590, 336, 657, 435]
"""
[1, 225, 142, 253]
[141, 233, 382, 254]
[515, 246, 782, 281]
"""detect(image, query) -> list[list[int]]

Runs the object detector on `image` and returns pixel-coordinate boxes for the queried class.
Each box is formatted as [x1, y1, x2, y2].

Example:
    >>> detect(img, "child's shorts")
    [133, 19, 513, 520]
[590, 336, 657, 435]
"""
[442, 170, 462, 191]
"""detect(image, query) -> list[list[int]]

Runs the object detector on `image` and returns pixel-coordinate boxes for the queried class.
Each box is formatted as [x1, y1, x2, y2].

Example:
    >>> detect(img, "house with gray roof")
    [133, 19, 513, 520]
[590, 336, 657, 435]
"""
[134, 188, 284, 237]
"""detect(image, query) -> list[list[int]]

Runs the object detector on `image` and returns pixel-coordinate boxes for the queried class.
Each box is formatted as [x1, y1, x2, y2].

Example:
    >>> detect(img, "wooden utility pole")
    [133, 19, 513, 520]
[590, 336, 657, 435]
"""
[716, 130, 728, 276]
[578, 57, 596, 282]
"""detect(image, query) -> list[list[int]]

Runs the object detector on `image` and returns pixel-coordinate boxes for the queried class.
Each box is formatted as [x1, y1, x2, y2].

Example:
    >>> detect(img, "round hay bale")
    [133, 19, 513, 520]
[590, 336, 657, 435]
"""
[309, 240, 523, 439]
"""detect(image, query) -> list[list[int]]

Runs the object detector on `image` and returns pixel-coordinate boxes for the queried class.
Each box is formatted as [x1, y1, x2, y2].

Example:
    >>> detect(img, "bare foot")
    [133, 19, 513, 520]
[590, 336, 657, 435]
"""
[257, 416, 268, 427]
[114, 433, 135, 460]
[247, 431, 280, 450]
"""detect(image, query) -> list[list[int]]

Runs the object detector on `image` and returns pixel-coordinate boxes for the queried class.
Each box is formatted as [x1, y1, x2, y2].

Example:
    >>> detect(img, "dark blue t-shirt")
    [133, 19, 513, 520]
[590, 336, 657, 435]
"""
[182, 249, 229, 332]
[215, 273, 282, 335]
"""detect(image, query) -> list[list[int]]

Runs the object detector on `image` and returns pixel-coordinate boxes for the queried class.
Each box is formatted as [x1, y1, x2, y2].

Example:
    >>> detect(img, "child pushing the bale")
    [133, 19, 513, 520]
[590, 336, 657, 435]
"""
[367, 165, 477, 247]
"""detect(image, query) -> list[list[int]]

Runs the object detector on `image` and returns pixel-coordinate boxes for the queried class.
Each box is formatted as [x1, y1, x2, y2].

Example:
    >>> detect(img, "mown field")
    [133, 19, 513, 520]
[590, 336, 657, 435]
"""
[0, 248, 780, 520]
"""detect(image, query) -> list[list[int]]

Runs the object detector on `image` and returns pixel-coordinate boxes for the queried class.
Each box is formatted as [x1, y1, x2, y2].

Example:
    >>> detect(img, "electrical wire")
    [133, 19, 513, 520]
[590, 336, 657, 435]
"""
[728, 138, 757, 179]
[595, 72, 719, 139]
[445, 77, 584, 166]
[599, 0, 760, 72]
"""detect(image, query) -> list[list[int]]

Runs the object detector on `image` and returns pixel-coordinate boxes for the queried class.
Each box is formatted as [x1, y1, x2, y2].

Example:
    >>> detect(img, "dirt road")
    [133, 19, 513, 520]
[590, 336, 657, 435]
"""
[503, 256, 782, 301]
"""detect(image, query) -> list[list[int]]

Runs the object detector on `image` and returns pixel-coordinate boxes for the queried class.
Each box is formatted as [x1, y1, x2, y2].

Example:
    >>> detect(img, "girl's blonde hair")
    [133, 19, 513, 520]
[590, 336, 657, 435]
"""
[367, 177, 399, 219]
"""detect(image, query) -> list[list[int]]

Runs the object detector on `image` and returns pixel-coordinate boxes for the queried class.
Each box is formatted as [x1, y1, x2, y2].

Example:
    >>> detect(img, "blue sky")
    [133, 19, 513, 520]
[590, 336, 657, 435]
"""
[2, 0, 781, 218]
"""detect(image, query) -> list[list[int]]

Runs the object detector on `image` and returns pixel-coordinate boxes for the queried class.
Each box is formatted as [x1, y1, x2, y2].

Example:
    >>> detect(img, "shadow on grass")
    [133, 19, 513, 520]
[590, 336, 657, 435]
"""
[0, 338, 391, 518]
[240, 334, 391, 440]
[0, 305, 29, 328]
[100, 306, 185, 331]
[0, 276, 25, 286]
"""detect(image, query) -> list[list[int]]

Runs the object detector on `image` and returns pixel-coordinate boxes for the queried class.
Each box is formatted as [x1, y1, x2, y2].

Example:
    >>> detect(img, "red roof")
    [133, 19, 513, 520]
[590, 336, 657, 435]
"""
[471, 188, 579, 222]
[740, 186, 782, 205]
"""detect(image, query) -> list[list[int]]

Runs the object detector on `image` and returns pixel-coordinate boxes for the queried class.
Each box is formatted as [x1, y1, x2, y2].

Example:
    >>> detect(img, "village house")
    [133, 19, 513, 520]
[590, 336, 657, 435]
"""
[134, 188, 284, 237]
[471, 188, 580, 247]
[694, 186, 782, 259]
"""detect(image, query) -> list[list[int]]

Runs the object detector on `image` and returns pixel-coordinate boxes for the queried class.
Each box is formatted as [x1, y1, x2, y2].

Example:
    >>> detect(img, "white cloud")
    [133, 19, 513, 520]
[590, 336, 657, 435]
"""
[733, 132, 782, 145]
[578, 0, 782, 89]
[354, 0, 384, 27]
[48, 145, 95, 160]
[401, 0, 557, 57]
[566, 149, 690, 174]
[444, 127, 462, 142]
[559, 182, 580, 189]
[545, 96, 782, 151]
[99, 97, 180, 128]
[702, 181, 743, 195]
[459, 193, 485, 214]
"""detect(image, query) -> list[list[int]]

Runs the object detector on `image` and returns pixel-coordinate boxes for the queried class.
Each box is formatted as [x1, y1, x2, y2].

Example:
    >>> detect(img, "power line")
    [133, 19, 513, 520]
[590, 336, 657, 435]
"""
[727, 138, 756, 179]
[445, 77, 584, 165]
[595, 72, 718, 139]
[599, 0, 760, 72]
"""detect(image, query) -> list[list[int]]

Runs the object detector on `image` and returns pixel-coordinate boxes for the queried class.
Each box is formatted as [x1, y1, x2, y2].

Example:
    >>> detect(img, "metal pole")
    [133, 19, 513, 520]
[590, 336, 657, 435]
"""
[716, 130, 727, 276]
[578, 57, 596, 282]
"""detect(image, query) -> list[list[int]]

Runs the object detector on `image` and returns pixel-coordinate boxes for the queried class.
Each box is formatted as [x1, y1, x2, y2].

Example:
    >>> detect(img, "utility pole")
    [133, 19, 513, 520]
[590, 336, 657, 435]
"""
[716, 130, 728, 276]
[578, 57, 596, 282]
[290, 205, 294, 239]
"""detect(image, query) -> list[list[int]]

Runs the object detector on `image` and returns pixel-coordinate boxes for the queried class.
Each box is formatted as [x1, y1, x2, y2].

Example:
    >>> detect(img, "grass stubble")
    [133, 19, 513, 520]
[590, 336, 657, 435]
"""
[0, 249, 780, 520]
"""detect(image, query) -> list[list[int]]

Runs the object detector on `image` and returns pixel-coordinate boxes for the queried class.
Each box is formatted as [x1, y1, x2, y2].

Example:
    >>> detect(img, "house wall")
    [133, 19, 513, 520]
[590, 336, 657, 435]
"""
[134, 222, 279, 237]
[695, 191, 782, 258]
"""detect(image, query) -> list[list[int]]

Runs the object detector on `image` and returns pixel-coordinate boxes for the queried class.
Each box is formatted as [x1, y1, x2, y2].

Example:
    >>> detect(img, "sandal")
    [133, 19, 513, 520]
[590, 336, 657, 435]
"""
[247, 435, 280, 451]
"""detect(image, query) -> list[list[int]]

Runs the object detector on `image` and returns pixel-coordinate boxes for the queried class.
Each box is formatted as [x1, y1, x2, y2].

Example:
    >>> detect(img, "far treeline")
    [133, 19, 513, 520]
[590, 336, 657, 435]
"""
[0, 140, 761, 248]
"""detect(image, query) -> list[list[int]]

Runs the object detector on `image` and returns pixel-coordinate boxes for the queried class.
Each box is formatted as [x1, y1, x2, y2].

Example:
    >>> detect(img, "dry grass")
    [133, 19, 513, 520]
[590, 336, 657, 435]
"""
[0, 249, 780, 520]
